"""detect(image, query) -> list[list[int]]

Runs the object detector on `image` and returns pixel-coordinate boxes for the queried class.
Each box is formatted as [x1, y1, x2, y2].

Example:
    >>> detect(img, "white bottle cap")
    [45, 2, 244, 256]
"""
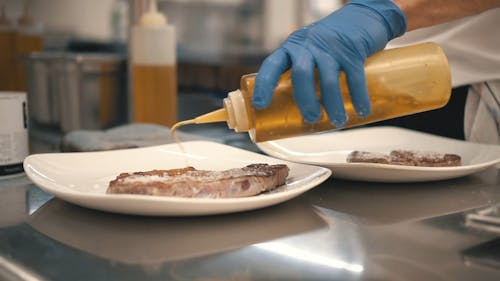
[225, 90, 250, 132]
[131, 0, 175, 66]
[139, 0, 167, 27]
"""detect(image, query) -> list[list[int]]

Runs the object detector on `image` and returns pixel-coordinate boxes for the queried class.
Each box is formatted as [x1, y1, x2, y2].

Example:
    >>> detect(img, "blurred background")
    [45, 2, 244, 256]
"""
[0, 0, 344, 151]
[1, 0, 343, 91]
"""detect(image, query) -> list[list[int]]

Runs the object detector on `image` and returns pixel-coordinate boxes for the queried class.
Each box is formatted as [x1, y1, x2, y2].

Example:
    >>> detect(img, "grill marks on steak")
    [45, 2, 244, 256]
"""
[347, 150, 462, 167]
[389, 150, 461, 167]
[107, 164, 290, 198]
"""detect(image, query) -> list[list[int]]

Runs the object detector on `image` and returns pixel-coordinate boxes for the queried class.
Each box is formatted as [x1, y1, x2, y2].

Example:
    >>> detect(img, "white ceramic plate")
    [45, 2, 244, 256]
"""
[257, 126, 500, 183]
[23, 141, 331, 216]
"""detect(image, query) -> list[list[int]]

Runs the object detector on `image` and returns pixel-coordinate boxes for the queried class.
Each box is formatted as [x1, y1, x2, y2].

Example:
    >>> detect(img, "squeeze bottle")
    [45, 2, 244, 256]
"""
[131, 0, 177, 127]
[0, 5, 16, 91]
[14, 1, 44, 92]
[174, 42, 451, 142]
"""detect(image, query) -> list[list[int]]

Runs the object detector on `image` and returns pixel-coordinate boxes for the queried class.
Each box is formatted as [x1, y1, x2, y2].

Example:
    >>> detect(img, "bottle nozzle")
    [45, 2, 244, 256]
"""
[193, 108, 228, 124]
[170, 90, 250, 134]
[170, 108, 228, 132]
[139, 0, 167, 27]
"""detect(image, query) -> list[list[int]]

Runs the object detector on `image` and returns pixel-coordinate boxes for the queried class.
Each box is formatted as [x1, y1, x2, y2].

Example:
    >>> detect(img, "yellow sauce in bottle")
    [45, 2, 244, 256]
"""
[172, 42, 451, 143]
[133, 64, 177, 127]
[131, 0, 177, 127]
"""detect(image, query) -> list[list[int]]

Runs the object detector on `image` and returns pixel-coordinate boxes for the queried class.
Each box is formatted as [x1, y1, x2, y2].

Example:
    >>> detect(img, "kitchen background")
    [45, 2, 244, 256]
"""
[0, 0, 344, 152]
[3, 0, 343, 52]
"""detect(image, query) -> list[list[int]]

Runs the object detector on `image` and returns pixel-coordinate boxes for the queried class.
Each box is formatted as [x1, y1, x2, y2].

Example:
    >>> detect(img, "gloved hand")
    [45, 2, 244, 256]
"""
[252, 0, 407, 127]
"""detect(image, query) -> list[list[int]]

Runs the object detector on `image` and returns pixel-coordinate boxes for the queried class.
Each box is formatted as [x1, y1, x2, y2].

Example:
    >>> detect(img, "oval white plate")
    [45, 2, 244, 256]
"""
[257, 126, 500, 183]
[24, 141, 331, 216]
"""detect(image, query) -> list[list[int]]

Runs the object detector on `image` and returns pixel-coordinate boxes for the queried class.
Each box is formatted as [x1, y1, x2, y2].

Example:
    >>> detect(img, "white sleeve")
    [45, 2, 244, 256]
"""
[387, 8, 500, 88]
[464, 82, 500, 145]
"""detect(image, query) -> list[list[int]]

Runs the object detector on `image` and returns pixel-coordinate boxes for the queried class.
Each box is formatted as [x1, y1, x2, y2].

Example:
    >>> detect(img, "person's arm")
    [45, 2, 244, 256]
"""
[392, 0, 500, 31]
[252, 0, 407, 126]
[252, 0, 500, 127]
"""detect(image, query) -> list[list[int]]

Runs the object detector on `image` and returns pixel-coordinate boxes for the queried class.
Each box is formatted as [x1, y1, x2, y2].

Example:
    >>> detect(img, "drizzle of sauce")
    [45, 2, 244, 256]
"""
[170, 119, 196, 166]
[170, 119, 195, 143]
[169, 108, 229, 166]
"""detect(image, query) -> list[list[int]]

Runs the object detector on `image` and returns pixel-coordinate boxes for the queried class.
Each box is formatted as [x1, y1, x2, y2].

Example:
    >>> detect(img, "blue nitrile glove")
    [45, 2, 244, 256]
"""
[252, 0, 407, 127]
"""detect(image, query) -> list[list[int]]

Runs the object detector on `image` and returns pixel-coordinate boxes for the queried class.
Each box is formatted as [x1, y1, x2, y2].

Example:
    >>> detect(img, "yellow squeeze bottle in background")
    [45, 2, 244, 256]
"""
[173, 42, 451, 142]
[0, 2, 43, 92]
[131, 0, 177, 127]
[15, 2, 44, 92]
[0, 5, 16, 91]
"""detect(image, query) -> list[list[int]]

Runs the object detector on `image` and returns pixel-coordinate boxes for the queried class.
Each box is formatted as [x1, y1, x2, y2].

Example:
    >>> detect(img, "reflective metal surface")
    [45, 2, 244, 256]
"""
[1, 93, 500, 280]
[1, 165, 500, 280]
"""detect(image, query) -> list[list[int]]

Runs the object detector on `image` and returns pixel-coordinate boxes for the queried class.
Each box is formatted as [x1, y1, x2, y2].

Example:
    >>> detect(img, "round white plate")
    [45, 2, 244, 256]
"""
[23, 141, 331, 216]
[257, 126, 500, 183]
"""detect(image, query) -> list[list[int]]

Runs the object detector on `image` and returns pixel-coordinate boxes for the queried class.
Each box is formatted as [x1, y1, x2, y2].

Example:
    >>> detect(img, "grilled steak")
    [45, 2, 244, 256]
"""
[347, 150, 461, 167]
[107, 163, 290, 198]
[346, 151, 390, 164]
[389, 150, 461, 167]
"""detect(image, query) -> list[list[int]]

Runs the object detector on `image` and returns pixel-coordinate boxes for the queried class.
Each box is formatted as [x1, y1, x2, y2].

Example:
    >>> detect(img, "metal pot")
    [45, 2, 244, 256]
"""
[25, 52, 128, 132]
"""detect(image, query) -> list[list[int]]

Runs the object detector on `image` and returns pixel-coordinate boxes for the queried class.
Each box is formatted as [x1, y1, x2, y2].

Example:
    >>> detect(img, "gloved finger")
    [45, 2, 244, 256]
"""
[253, 48, 291, 109]
[343, 60, 371, 117]
[288, 46, 321, 123]
[313, 50, 347, 128]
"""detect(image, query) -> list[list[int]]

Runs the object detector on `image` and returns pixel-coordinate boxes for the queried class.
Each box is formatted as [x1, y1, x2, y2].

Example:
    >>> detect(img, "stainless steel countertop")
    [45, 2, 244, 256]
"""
[1, 162, 500, 280]
[2, 92, 500, 280]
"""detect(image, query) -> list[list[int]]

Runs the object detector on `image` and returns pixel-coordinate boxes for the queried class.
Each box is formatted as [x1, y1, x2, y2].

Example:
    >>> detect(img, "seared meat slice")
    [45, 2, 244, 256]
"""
[389, 150, 461, 167]
[107, 164, 289, 198]
[346, 151, 390, 164]
[347, 150, 461, 167]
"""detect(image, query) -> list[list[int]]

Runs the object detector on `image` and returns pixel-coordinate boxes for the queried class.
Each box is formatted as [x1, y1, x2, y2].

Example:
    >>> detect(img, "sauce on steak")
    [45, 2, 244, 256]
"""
[107, 164, 289, 198]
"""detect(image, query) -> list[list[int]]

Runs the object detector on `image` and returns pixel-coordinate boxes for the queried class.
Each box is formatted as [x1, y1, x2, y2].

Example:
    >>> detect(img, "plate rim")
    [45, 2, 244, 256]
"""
[23, 140, 332, 215]
[256, 126, 500, 181]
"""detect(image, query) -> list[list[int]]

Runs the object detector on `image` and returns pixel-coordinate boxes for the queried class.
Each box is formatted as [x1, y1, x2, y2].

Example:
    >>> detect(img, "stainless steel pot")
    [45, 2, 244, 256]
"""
[26, 52, 128, 132]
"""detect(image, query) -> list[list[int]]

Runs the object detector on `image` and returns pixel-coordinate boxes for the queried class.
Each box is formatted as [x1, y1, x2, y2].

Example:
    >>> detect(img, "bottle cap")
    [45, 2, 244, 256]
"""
[139, 0, 167, 27]
[225, 90, 250, 132]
